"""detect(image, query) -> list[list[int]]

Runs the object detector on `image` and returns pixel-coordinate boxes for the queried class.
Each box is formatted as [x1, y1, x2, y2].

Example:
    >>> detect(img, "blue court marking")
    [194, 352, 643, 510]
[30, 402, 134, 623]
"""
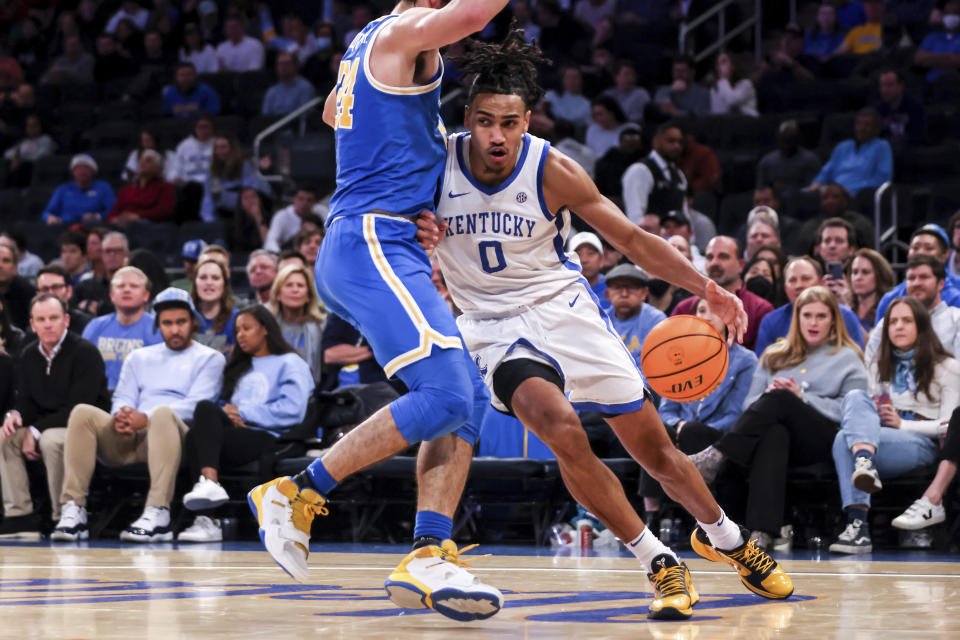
[321, 589, 816, 621]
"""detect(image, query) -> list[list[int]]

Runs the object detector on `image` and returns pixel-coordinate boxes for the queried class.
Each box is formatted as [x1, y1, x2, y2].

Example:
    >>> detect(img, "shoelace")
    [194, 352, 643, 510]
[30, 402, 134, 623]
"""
[438, 543, 490, 570]
[651, 565, 688, 597]
[730, 541, 776, 575]
[290, 491, 329, 533]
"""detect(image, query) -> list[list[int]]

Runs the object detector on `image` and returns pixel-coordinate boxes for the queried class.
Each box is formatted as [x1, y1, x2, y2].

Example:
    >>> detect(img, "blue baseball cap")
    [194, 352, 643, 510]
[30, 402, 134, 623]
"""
[182, 238, 207, 261]
[911, 223, 949, 253]
[153, 287, 203, 324]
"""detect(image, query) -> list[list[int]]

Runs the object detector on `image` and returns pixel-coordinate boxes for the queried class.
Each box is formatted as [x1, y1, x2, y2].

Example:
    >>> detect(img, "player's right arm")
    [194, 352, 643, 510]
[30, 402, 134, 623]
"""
[381, 1, 509, 54]
[543, 149, 747, 344]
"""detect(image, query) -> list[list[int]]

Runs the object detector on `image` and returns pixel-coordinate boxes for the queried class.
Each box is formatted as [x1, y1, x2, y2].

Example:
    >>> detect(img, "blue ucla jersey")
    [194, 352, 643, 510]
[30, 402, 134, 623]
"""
[328, 15, 446, 222]
[434, 132, 584, 315]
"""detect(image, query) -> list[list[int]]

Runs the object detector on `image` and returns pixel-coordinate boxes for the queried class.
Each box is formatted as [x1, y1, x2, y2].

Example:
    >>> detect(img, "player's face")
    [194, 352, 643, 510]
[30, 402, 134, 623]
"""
[465, 93, 531, 176]
[798, 300, 832, 348]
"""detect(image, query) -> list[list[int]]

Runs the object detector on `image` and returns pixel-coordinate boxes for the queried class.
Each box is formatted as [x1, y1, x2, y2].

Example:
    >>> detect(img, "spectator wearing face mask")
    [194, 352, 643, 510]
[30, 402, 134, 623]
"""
[915, 0, 960, 82]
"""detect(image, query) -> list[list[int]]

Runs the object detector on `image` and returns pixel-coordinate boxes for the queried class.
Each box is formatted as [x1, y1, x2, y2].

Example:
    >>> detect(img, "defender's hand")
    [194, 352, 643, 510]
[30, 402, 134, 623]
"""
[415, 210, 448, 254]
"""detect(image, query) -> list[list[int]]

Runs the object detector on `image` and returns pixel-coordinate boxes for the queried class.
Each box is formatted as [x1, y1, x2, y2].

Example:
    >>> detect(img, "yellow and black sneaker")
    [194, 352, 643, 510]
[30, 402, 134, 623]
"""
[647, 553, 700, 620]
[690, 525, 794, 599]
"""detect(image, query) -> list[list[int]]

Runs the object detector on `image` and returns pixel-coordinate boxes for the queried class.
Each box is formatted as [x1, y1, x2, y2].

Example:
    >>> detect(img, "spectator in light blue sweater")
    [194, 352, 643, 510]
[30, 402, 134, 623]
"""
[162, 62, 221, 119]
[42, 154, 116, 224]
[178, 305, 314, 542]
[261, 52, 316, 116]
[808, 107, 893, 197]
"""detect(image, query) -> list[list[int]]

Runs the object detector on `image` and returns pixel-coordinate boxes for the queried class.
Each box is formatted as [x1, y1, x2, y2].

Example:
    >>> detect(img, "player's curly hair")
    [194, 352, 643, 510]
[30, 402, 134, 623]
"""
[454, 26, 548, 109]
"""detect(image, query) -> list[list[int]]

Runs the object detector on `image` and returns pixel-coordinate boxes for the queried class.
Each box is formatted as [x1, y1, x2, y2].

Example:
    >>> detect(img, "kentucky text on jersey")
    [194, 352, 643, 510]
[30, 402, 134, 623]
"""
[444, 211, 537, 239]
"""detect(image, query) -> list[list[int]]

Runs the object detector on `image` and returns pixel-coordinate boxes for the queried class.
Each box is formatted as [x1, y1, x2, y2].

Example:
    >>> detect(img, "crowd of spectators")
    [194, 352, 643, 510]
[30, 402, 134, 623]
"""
[0, 1, 958, 551]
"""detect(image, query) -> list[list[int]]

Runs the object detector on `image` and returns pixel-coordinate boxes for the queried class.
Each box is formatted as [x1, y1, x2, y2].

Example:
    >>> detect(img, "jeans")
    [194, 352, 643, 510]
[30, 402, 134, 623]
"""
[832, 390, 940, 509]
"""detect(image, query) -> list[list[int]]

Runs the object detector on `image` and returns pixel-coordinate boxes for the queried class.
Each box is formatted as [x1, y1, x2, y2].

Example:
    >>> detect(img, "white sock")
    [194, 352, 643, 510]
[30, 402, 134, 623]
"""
[626, 527, 678, 572]
[698, 509, 743, 550]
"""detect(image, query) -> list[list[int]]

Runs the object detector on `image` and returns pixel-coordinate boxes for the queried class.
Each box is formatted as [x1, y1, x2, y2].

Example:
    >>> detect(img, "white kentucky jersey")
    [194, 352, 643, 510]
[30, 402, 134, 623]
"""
[435, 132, 583, 316]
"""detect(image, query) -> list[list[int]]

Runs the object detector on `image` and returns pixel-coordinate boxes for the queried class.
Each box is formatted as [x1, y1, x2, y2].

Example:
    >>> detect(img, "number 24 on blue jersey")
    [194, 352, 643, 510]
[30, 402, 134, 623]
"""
[335, 59, 359, 129]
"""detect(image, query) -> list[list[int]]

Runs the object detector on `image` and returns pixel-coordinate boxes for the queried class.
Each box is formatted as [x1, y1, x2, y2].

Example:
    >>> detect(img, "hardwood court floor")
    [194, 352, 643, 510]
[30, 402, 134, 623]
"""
[1, 543, 958, 639]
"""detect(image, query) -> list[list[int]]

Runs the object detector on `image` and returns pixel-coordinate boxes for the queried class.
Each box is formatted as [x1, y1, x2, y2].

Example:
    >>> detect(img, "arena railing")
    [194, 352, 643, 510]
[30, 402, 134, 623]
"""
[252, 95, 324, 186]
[875, 181, 908, 272]
[679, 0, 765, 65]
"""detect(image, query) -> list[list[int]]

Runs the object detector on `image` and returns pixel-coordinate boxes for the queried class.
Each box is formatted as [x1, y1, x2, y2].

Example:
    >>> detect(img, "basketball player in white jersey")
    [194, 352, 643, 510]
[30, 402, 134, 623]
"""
[420, 33, 795, 616]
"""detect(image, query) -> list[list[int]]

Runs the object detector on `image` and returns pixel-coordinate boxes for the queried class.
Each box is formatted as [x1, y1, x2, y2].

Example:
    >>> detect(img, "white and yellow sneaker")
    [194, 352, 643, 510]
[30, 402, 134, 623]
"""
[247, 476, 327, 582]
[384, 540, 503, 622]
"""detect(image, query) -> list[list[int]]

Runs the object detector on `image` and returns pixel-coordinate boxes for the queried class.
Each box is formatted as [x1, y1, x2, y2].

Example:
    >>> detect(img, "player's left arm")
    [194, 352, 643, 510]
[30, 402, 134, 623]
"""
[322, 86, 337, 128]
[543, 150, 747, 343]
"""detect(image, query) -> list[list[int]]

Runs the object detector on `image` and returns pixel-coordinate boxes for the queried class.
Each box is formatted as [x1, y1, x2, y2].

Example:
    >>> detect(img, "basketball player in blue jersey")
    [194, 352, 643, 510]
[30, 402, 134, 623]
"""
[419, 32, 795, 619]
[247, 0, 511, 623]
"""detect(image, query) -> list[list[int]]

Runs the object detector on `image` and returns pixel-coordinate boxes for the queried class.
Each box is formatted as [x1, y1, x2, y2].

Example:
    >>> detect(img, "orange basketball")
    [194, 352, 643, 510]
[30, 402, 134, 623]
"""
[640, 315, 729, 402]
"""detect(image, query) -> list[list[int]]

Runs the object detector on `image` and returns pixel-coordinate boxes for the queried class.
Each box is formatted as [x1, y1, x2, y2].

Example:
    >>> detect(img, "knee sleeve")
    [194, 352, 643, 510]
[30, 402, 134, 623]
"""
[390, 347, 474, 444]
[450, 348, 490, 447]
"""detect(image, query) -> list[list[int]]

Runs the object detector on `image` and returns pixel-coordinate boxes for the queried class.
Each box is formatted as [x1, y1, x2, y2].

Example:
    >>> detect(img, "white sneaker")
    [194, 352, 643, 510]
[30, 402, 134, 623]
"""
[120, 506, 173, 542]
[247, 477, 327, 583]
[178, 515, 223, 542]
[183, 475, 230, 511]
[384, 540, 503, 621]
[51, 501, 89, 542]
[892, 496, 945, 530]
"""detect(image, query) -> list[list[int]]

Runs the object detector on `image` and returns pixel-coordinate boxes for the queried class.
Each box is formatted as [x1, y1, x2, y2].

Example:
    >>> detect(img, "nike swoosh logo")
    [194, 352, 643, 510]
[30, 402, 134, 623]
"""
[569, 293, 580, 307]
[449, 191, 469, 198]
[628, 539, 641, 547]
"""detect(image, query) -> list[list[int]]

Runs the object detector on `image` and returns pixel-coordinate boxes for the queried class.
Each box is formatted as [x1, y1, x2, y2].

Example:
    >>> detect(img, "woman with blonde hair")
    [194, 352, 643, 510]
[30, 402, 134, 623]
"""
[190, 257, 238, 356]
[690, 286, 868, 550]
[269, 263, 325, 382]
